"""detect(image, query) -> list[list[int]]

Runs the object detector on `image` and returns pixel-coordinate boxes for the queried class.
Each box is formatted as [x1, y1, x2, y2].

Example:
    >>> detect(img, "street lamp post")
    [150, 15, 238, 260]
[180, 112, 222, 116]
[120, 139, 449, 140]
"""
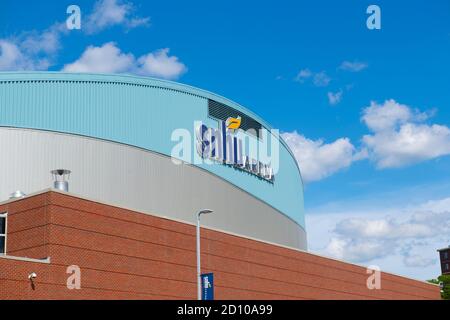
[196, 209, 213, 300]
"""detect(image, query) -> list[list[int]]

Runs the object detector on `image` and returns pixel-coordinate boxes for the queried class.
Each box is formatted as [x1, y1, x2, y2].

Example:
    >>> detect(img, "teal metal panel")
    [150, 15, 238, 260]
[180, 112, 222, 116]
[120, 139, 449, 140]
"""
[0, 72, 305, 228]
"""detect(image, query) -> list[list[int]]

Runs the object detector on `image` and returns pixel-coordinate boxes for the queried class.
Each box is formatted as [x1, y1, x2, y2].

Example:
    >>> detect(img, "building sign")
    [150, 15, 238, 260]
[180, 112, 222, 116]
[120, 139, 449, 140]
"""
[201, 273, 214, 301]
[195, 117, 275, 183]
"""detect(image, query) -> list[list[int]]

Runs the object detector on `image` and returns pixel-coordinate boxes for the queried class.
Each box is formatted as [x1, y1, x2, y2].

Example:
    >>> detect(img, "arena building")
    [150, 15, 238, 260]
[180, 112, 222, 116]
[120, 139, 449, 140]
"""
[0, 72, 440, 300]
[0, 72, 306, 251]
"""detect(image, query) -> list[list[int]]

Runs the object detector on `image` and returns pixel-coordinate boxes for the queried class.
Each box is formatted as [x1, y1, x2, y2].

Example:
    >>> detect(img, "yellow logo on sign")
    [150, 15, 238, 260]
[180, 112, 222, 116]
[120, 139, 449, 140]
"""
[226, 116, 242, 130]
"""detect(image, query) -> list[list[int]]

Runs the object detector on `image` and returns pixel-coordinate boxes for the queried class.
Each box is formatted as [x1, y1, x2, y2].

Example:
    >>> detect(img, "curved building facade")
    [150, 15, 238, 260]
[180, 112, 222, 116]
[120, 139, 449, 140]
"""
[0, 72, 306, 250]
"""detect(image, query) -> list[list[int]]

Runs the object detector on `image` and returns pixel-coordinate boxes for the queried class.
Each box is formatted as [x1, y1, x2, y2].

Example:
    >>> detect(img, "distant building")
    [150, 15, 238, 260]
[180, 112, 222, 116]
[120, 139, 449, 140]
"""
[438, 247, 450, 275]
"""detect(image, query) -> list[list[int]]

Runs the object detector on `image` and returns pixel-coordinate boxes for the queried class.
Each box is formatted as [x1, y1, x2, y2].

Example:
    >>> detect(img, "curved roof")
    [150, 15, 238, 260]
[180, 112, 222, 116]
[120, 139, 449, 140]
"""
[0, 72, 301, 175]
[0, 72, 305, 228]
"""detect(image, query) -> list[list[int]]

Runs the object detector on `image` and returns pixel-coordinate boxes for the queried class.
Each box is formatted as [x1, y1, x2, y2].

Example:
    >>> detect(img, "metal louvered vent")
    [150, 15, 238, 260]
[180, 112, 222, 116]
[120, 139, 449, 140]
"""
[208, 99, 262, 138]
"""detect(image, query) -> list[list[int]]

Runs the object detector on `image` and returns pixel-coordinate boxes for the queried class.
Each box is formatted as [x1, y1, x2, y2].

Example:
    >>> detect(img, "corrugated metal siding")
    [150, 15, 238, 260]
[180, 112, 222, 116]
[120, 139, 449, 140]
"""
[0, 128, 306, 250]
[0, 72, 305, 228]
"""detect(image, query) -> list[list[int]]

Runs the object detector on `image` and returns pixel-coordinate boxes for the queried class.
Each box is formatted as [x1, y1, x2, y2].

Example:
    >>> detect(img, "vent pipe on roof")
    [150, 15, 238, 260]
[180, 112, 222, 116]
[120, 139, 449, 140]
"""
[51, 169, 71, 192]
[9, 190, 26, 199]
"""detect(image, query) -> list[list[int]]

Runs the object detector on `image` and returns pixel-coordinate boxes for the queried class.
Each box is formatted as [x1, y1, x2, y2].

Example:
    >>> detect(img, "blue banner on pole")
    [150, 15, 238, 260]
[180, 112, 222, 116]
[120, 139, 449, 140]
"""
[201, 273, 214, 300]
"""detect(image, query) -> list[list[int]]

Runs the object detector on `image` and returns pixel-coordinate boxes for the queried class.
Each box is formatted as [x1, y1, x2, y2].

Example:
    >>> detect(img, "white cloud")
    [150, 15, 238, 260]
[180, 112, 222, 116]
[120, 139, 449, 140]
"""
[63, 42, 187, 80]
[21, 26, 63, 55]
[361, 99, 428, 132]
[137, 48, 187, 79]
[325, 238, 391, 262]
[419, 197, 450, 213]
[63, 42, 134, 73]
[339, 61, 368, 72]
[403, 254, 436, 268]
[0, 23, 64, 71]
[363, 123, 450, 168]
[282, 131, 363, 183]
[295, 69, 312, 83]
[295, 69, 331, 87]
[85, 0, 150, 34]
[313, 71, 331, 87]
[361, 99, 450, 168]
[335, 217, 434, 240]
[0, 1, 150, 71]
[327, 90, 343, 105]
[306, 198, 450, 280]
[0, 40, 26, 70]
[307, 196, 450, 277]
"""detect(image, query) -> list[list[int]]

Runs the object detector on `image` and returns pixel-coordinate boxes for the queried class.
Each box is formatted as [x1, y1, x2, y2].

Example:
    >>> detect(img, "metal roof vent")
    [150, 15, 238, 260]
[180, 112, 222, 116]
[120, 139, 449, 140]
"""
[51, 169, 71, 192]
[9, 190, 26, 199]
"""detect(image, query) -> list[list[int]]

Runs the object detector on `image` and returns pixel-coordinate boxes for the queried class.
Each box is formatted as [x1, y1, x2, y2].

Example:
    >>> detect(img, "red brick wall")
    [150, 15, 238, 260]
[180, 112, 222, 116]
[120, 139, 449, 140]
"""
[0, 191, 441, 300]
[0, 193, 50, 259]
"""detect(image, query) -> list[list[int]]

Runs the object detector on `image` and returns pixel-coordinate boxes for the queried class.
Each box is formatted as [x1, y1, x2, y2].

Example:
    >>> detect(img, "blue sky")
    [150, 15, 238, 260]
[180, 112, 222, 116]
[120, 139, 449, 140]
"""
[1, 0, 450, 280]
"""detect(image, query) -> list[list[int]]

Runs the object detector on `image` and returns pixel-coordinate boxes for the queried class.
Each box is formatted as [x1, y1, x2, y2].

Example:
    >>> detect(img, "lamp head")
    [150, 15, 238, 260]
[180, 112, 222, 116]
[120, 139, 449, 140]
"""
[198, 209, 213, 216]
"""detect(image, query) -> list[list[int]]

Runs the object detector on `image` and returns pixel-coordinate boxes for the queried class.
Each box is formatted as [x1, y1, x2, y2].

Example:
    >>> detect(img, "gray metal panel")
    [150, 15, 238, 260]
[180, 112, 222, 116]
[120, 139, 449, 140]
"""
[0, 72, 306, 229]
[0, 128, 307, 250]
